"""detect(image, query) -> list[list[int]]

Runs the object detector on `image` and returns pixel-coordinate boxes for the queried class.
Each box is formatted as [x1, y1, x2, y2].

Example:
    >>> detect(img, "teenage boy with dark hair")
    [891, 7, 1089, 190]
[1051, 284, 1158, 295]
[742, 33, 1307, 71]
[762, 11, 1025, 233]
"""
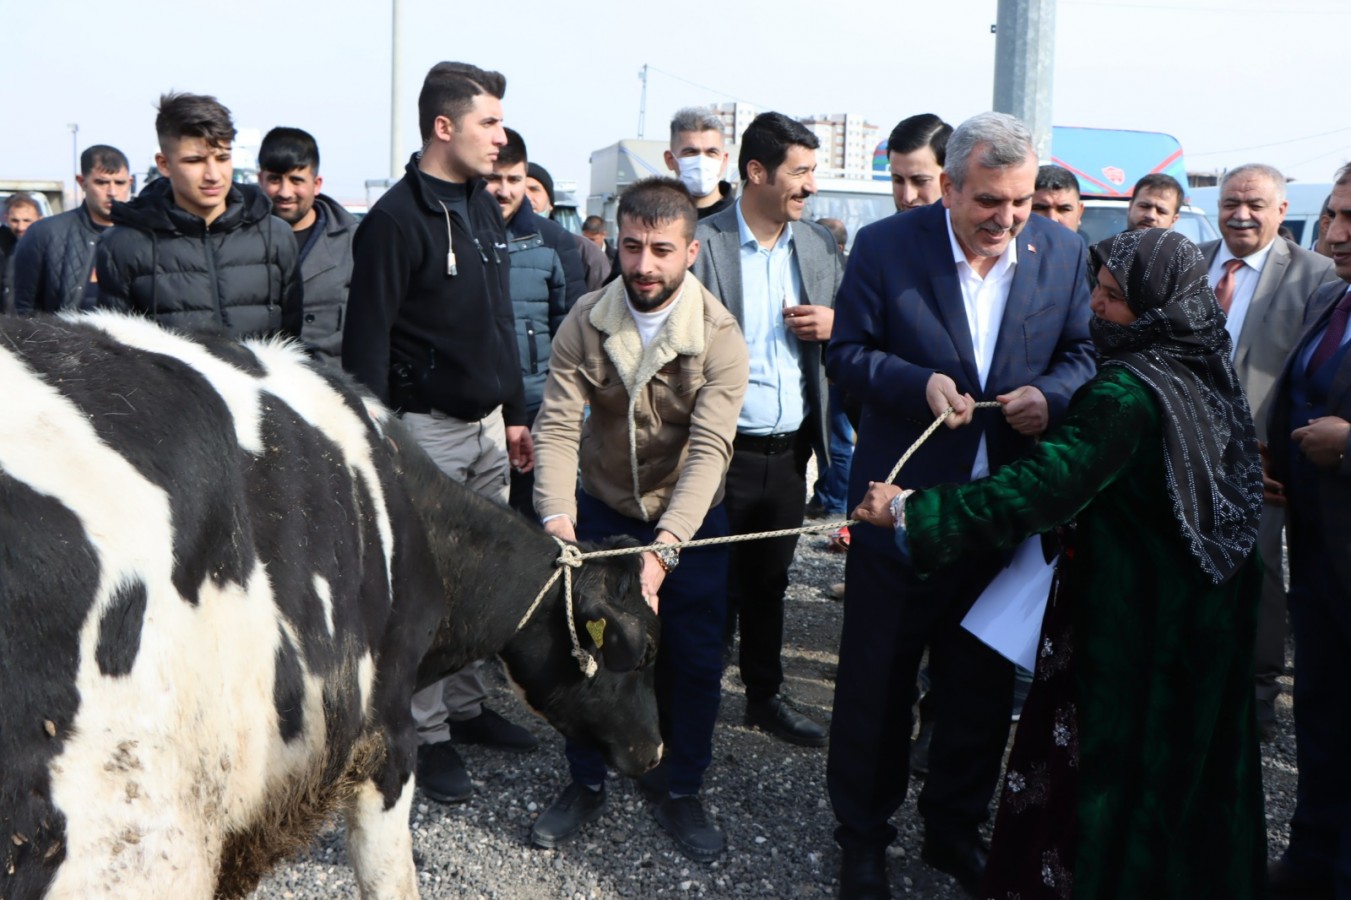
[258, 126, 356, 361]
[96, 92, 301, 338]
[14, 145, 131, 315]
[342, 61, 539, 806]
[484, 127, 586, 518]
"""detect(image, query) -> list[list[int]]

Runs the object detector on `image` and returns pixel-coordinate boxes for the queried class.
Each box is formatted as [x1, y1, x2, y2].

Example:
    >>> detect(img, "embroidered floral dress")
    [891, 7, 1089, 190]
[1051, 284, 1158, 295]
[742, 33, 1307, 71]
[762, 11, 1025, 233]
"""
[904, 365, 1266, 900]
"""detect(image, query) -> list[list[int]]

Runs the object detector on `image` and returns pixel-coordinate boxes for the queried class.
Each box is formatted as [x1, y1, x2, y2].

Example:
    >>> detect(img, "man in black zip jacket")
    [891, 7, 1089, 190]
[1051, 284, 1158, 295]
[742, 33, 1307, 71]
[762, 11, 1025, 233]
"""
[342, 61, 539, 804]
[96, 93, 301, 338]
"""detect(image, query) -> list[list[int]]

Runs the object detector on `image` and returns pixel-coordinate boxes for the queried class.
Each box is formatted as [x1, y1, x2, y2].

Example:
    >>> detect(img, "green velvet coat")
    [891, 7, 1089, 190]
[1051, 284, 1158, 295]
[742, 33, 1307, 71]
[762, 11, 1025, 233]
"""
[906, 366, 1266, 900]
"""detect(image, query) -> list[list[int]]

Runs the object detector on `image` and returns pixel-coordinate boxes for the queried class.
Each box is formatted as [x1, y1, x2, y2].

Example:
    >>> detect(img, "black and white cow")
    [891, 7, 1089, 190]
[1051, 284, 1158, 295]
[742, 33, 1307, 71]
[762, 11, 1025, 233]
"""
[0, 313, 662, 899]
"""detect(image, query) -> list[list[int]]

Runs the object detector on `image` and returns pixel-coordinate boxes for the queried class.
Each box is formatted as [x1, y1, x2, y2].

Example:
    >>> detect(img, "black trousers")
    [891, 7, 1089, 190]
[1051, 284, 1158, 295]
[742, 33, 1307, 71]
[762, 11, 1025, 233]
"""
[827, 536, 1014, 851]
[724, 430, 811, 703]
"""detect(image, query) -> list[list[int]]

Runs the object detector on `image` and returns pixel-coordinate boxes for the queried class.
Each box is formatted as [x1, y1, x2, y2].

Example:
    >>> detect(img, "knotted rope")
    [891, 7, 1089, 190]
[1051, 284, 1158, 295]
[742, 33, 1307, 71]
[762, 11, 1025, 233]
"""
[525, 402, 1003, 675]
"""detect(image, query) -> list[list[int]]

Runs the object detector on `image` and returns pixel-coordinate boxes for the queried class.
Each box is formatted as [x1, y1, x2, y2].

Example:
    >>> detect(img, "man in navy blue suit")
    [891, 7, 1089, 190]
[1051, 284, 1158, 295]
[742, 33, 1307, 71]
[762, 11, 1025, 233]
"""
[825, 112, 1095, 899]
[1264, 164, 1351, 900]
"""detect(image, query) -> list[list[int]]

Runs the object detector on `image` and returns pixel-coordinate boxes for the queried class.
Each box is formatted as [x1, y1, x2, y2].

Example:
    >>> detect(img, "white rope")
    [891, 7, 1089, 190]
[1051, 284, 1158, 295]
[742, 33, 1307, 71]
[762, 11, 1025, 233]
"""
[520, 402, 1003, 675]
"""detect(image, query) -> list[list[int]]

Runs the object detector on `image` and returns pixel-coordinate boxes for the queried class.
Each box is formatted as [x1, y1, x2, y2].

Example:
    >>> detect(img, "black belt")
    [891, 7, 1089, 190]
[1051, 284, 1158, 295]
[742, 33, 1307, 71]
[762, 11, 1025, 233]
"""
[735, 430, 799, 455]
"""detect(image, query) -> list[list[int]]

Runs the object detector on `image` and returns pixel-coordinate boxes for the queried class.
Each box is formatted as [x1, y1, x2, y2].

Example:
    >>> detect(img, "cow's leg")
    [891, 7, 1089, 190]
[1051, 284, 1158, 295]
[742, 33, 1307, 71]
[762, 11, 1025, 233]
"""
[345, 776, 418, 899]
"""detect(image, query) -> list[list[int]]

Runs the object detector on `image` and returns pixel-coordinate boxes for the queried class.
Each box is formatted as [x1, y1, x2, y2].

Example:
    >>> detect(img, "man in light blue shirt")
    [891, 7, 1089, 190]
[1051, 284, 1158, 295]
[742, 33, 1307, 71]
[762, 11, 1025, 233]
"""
[690, 111, 844, 748]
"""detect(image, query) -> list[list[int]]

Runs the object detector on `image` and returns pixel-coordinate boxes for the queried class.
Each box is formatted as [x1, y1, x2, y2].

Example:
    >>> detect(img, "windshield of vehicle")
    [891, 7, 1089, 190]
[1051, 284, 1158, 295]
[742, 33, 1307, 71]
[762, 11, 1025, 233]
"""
[1079, 205, 1218, 246]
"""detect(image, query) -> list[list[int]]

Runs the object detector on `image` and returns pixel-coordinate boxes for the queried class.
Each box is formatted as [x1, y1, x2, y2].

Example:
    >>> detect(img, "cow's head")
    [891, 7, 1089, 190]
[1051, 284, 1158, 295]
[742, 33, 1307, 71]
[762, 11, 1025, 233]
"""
[498, 537, 662, 777]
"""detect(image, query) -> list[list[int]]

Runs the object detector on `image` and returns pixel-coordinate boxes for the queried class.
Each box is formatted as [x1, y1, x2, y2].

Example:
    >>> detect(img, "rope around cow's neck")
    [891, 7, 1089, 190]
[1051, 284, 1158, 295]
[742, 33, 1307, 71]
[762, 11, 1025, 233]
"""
[520, 402, 1003, 676]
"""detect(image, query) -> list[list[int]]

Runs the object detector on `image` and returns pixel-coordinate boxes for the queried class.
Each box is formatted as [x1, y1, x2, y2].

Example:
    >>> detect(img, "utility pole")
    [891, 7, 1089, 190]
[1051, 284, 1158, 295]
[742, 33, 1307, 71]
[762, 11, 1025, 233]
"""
[67, 123, 79, 209]
[637, 64, 648, 139]
[390, 0, 403, 178]
[992, 0, 1056, 162]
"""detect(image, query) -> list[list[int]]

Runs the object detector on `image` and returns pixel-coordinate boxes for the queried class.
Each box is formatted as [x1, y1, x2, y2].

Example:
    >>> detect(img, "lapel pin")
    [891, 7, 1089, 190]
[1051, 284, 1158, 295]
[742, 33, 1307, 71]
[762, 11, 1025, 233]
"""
[1027, 243, 1037, 253]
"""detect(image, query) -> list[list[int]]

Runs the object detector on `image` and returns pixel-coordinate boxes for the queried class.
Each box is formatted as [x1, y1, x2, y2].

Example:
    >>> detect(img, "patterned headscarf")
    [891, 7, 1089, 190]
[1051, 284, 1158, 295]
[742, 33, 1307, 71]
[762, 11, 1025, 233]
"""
[1089, 228, 1263, 585]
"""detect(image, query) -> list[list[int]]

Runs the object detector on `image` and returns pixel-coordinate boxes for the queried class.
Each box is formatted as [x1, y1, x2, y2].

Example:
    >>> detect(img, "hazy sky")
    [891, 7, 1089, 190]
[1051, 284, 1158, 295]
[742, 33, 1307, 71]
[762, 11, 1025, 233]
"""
[4, 0, 1349, 208]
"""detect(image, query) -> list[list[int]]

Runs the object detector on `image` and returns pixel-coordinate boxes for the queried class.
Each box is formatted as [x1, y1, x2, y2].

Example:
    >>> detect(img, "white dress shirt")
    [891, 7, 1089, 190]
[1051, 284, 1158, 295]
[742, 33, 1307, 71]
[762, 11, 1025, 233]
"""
[1210, 238, 1276, 358]
[945, 209, 1018, 479]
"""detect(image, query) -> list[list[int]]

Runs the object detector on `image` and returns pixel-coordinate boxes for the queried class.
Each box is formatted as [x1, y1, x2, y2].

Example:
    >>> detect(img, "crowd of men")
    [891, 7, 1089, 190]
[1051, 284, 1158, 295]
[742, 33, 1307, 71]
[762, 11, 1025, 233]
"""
[2, 58, 1348, 900]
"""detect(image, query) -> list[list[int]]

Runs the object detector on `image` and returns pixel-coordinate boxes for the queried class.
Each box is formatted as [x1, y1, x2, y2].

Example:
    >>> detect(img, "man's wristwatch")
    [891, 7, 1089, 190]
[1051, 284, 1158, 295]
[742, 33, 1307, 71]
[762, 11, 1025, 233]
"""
[653, 544, 681, 574]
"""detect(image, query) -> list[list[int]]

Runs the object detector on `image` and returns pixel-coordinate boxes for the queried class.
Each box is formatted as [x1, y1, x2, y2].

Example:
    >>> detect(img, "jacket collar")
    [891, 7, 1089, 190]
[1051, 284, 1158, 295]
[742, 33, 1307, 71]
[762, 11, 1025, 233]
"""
[588, 272, 706, 395]
[404, 152, 490, 217]
[111, 178, 268, 236]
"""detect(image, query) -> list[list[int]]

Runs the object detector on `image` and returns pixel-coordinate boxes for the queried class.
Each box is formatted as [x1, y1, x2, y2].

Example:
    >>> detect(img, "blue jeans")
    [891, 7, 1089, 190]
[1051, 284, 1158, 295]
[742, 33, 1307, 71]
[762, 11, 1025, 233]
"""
[564, 491, 728, 796]
[811, 383, 855, 515]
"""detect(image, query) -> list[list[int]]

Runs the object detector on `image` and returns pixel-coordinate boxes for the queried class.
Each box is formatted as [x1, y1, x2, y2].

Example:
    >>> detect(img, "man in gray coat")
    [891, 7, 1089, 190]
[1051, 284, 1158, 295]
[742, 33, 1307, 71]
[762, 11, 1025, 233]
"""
[258, 127, 356, 362]
[1199, 162, 1338, 738]
[690, 111, 844, 748]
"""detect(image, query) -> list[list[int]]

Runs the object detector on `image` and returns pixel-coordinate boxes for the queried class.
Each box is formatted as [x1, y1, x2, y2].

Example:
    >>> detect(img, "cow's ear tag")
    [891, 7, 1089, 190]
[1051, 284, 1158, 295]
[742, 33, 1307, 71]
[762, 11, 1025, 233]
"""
[585, 618, 607, 648]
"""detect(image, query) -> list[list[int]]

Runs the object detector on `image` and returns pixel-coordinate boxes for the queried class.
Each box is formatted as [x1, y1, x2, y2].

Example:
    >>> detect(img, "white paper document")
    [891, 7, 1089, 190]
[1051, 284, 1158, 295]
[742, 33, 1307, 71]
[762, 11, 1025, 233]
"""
[960, 535, 1057, 671]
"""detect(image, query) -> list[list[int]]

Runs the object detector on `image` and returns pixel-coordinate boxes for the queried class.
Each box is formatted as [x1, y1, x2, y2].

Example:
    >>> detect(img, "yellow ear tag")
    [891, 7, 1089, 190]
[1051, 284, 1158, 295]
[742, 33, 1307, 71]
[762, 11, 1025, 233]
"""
[585, 618, 607, 648]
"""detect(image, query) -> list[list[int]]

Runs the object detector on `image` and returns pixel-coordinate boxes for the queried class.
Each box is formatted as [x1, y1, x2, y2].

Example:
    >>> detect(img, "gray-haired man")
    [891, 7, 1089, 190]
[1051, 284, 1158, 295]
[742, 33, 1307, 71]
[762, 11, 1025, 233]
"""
[665, 107, 735, 220]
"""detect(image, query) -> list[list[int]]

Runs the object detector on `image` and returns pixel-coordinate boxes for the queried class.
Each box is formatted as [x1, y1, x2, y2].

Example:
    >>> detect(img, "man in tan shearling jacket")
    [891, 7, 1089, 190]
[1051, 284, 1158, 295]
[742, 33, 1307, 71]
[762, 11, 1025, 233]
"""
[530, 177, 748, 863]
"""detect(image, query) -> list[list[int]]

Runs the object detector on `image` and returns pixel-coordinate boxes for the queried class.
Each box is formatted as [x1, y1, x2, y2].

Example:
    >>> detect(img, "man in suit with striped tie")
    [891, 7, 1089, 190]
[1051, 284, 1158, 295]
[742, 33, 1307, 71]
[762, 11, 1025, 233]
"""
[1198, 162, 1337, 741]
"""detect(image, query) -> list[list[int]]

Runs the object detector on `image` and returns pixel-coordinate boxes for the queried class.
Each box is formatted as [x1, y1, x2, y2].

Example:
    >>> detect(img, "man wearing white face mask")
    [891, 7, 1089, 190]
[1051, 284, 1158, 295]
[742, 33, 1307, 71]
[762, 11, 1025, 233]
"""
[666, 107, 736, 220]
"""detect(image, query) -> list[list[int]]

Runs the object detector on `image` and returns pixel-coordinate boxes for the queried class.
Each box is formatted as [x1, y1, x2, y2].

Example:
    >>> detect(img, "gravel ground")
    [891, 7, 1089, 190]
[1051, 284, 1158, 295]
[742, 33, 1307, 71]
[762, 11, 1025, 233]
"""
[252, 503, 1300, 900]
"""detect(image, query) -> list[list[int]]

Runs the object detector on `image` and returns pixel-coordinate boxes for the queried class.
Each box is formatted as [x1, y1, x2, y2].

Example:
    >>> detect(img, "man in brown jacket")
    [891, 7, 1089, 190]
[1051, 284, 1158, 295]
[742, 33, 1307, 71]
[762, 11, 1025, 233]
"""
[530, 177, 748, 863]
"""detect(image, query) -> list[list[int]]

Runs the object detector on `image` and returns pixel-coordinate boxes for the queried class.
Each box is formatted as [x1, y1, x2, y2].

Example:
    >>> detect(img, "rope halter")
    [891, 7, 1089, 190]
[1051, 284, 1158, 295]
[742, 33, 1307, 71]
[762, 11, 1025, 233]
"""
[516, 538, 597, 678]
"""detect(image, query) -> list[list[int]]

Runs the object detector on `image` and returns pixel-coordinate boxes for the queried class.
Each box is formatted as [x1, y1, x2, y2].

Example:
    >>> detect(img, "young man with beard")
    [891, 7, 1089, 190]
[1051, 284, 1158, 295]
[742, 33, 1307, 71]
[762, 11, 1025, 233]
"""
[257, 127, 358, 362]
[690, 111, 844, 749]
[1124, 172, 1185, 232]
[96, 93, 302, 338]
[342, 61, 539, 805]
[1031, 164, 1086, 236]
[665, 107, 736, 220]
[13, 144, 131, 314]
[529, 177, 747, 862]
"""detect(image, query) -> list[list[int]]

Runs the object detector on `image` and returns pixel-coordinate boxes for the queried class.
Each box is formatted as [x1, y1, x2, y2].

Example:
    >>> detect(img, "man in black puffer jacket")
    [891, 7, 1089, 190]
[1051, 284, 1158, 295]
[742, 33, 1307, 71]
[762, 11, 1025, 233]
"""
[14, 145, 132, 315]
[485, 128, 586, 517]
[96, 93, 301, 339]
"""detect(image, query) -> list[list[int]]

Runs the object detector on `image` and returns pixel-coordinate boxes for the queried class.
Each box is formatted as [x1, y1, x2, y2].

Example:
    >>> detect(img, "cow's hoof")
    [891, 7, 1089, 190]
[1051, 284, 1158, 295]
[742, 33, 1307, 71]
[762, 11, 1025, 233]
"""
[531, 782, 606, 849]
[417, 741, 473, 803]
[654, 795, 724, 863]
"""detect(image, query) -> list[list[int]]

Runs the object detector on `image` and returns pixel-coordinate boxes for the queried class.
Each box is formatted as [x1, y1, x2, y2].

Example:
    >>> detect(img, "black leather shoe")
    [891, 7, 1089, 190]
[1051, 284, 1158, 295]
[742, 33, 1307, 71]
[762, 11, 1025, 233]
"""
[745, 694, 829, 747]
[1268, 856, 1334, 899]
[531, 782, 606, 849]
[838, 847, 891, 899]
[921, 834, 988, 897]
[448, 706, 539, 752]
[416, 741, 473, 804]
[654, 795, 724, 862]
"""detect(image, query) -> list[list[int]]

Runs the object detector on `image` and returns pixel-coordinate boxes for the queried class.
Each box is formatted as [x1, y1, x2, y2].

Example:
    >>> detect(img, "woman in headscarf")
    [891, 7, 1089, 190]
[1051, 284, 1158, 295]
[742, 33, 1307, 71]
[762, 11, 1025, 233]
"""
[854, 228, 1267, 899]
